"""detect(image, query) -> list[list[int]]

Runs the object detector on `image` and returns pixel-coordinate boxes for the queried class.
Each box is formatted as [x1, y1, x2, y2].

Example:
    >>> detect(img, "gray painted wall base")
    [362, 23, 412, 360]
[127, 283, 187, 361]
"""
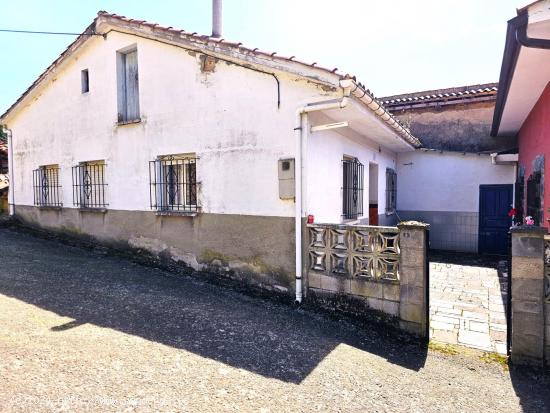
[398, 210, 478, 253]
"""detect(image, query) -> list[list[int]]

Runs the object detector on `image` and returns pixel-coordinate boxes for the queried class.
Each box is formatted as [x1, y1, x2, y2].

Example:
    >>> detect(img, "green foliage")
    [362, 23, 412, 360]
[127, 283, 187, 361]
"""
[0, 127, 6, 143]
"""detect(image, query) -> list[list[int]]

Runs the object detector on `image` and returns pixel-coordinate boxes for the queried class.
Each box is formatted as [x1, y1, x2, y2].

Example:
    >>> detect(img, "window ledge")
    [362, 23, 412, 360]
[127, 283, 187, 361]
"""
[78, 208, 108, 214]
[155, 210, 199, 217]
[37, 206, 63, 211]
[117, 118, 141, 126]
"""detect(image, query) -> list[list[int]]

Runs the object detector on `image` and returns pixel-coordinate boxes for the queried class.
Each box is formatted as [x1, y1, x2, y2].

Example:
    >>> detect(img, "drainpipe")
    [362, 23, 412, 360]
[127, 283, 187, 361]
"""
[6, 127, 14, 216]
[294, 79, 353, 304]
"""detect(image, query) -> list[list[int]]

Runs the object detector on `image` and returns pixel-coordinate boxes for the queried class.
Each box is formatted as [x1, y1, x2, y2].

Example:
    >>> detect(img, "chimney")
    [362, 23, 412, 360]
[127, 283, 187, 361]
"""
[212, 0, 222, 38]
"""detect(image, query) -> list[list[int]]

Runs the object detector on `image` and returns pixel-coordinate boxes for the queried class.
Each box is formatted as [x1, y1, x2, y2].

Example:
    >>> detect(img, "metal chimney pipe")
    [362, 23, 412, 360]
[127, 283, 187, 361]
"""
[212, 0, 222, 38]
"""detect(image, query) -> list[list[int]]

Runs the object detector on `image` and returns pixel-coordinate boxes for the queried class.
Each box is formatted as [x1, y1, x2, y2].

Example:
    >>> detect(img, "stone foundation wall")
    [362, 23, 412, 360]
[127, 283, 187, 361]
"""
[14, 205, 295, 295]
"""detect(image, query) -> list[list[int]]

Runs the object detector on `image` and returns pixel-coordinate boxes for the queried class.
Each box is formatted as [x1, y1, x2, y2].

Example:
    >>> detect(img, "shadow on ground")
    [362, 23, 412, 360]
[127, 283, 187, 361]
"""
[0, 227, 428, 384]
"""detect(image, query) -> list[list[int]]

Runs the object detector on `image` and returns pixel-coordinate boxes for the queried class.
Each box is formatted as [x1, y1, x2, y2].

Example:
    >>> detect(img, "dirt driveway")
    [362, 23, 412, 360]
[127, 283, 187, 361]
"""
[0, 227, 548, 412]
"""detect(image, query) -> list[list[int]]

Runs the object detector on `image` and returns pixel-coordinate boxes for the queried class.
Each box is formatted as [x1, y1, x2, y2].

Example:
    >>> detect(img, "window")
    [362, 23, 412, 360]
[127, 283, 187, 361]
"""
[116, 48, 140, 123]
[33, 165, 62, 207]
[72, 161, 108, 208]
[342, 158, 364, 220]
[81, 69, 89, 93]
[526, 171, 542, 225]
[149, 155, 199, 212]
[386, 168, 397, 214]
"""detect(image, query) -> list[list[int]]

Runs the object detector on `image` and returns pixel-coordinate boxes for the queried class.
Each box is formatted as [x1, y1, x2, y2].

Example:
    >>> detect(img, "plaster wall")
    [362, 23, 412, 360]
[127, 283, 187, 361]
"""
[8, 31, 345, 218]
[306, 118, 397, 224]
[518, 82, 550, 228]
[391, 101, 516, 153]
[396, 150, 515, 252]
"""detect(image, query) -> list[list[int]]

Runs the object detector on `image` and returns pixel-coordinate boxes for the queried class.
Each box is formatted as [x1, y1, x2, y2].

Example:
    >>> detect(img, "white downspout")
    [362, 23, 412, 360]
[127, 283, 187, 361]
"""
[6, 128, 14, 216]
[294, 80, 353, 304]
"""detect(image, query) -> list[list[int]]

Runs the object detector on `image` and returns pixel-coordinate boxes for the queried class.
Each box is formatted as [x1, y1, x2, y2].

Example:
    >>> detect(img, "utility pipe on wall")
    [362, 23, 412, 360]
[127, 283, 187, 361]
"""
[294, 79, 353, 303]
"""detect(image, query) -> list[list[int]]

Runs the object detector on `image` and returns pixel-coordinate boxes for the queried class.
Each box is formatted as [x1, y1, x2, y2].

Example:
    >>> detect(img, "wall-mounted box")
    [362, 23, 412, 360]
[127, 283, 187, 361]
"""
[278, 158, 295, 200]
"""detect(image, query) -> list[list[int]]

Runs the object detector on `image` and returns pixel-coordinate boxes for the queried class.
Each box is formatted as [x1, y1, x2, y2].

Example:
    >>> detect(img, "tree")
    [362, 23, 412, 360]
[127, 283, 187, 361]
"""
[0, 127, 6, 144]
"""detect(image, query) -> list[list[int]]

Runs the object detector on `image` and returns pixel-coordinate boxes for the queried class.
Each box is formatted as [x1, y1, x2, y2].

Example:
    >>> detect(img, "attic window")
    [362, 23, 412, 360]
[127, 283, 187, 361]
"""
[81, 69, 89, 93]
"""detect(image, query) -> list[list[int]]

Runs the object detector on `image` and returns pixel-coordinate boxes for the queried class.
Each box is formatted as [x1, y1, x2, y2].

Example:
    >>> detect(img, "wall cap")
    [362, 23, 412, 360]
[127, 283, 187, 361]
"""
[397, 221, 430, 230]
[510, 226, 548, 235]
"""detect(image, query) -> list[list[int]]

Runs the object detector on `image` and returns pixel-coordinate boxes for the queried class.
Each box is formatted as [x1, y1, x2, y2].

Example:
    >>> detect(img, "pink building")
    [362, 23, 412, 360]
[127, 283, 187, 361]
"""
[492, 0, 550, 227]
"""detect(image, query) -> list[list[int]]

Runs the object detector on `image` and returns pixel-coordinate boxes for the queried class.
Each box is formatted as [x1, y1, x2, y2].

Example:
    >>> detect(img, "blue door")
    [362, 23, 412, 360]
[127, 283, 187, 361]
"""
[479, 184, 513, 255]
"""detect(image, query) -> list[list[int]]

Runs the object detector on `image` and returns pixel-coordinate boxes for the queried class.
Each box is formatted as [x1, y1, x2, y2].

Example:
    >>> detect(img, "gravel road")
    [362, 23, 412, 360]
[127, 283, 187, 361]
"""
[0, 227, 548, 412]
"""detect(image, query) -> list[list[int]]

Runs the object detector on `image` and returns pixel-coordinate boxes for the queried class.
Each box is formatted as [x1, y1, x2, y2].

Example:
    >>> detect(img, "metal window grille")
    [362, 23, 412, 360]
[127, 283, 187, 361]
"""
[342, 158, 364, 220]
[527, 171, 542, 225]
[149, 156, 199, 212]
[386, 168, 397, 213]
[72, 162, 108, 208]
[33, 166, 62, 207]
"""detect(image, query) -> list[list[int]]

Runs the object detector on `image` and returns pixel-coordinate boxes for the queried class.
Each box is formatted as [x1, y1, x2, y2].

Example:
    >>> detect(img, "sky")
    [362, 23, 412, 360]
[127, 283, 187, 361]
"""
[0, 0, 525, 114]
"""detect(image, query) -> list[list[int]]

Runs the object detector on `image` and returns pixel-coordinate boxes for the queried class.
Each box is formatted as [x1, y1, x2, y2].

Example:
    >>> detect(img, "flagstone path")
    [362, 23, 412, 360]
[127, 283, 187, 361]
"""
[429, 256, 508, 354]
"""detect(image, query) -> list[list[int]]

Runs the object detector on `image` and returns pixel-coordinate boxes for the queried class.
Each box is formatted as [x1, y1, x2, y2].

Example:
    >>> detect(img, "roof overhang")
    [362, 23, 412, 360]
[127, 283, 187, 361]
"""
[492, 1, 550, 137]
[310, 97, 417, 153]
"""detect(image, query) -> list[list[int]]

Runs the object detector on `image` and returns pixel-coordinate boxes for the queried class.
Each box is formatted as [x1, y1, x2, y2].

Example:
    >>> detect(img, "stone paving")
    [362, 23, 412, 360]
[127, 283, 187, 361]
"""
[430, 256, 508, 354]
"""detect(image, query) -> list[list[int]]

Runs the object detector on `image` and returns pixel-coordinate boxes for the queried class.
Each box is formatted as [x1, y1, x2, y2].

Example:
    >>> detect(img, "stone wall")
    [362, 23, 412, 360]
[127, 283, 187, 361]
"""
[306, 221, 429, 337]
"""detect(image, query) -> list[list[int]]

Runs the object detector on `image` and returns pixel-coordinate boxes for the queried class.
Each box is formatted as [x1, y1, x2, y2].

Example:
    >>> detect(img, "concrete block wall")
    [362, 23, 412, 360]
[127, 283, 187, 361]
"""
[306, 222, 429, 338]
[510, 226, 547, 366]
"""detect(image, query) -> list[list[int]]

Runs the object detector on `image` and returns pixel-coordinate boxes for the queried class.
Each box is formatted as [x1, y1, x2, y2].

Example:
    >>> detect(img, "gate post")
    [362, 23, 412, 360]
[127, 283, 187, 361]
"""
[397, 221, 430, 339]
[510, 226, 547, 366]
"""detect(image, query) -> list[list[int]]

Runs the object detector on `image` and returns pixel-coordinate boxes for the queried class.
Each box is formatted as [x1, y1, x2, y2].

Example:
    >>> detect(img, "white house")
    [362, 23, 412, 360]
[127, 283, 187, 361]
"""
[1, 11, 420, 301]
[382, 84, 517, 254]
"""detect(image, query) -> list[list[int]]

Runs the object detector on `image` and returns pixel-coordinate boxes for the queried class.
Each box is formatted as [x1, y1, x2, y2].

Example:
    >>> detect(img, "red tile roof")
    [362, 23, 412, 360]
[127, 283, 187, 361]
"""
[380, 83, 498, 110]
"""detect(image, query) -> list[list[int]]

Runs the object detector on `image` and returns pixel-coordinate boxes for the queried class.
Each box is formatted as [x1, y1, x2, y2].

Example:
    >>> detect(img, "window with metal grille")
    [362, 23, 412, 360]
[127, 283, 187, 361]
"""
[386, 168, 397, 214]
[72, 161, 108, 208]
[342, 158, 364, 220]
[526, 171, 542, 225]
[33, 165, 62, 207]
[149, 155, 199, 212]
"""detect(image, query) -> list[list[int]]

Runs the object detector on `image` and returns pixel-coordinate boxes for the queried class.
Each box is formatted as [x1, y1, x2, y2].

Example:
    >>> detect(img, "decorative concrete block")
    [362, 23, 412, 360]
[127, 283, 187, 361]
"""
[350, 278, 383, 299]
[511, 257, 544, 280]
[383, 283, 400, 301]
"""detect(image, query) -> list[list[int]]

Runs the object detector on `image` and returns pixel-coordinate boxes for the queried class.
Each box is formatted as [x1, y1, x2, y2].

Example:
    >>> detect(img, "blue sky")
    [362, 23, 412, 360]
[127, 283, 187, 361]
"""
[0, 0, 523, 114]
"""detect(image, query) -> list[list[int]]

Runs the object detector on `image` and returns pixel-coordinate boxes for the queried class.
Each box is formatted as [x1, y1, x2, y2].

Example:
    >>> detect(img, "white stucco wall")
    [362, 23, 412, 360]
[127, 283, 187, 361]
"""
[306, 118, 397, 223]
[7, 30, 405, 222]
[8, 31, 348, 218]
[396, 150, 515, 212]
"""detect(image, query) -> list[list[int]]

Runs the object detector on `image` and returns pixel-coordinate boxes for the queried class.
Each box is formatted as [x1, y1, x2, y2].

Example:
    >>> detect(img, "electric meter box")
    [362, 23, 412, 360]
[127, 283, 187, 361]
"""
[278, 158, 295, 200]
